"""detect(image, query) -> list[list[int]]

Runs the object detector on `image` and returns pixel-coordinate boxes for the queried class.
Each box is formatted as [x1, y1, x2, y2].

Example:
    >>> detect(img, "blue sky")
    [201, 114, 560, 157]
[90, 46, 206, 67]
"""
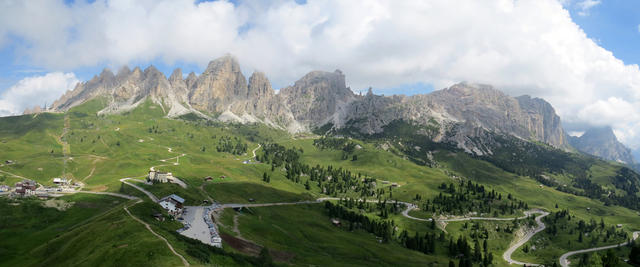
[568, 0, 640, 66]
[2, 0, 640, 147]
[1, 0, 638, 94]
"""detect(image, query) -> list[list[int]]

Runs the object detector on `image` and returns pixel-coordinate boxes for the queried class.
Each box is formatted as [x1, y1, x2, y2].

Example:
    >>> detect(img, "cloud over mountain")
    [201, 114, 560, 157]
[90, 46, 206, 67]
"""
[0, 72, 78, 116]
[1, 0, 640, 147]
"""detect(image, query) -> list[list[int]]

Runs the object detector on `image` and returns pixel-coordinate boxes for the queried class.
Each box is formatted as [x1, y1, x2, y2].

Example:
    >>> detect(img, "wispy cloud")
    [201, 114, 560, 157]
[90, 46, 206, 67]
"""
[577, 0, 601, 16]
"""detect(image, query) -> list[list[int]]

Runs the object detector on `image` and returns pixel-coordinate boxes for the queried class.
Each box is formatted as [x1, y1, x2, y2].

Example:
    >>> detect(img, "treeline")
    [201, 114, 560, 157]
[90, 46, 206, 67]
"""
[421, 181, 528, 216]
[448, 236, 494, 267]
[477, 134, 591, 178]
[337, 197, 405, 219]
[313, 137, 359, 160]
[324, 201, 394, 242]
[259, 143, 377, 198]
[216, 136, 247, 155]
[542, 209, 628, 246]
[533, 168, 640, 211]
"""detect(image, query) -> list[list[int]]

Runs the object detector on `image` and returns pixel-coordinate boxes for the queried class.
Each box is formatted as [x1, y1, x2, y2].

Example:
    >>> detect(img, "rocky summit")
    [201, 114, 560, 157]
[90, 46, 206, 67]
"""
[569, 126, 635, 164]
[50, 55, 629, 162]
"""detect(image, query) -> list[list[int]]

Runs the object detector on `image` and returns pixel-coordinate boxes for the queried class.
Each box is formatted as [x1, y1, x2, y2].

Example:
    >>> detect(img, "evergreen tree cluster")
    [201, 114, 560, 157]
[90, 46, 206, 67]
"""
[259, 143, 378, 198]
[447, 236, 494, 267]
[398, 230, 439, 255]
[313, 137, 358, 160]
[542, 210, 628, 246]
[423, 181, 528, 216]
[216, 136, 248, 155]
[337, 198, 405, 219]
[324, 201, 394, 242]
[630, 239, 640, 266]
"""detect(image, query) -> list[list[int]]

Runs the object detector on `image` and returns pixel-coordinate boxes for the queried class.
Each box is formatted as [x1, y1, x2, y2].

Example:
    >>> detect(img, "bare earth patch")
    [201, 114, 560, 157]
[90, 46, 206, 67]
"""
[220, 233, 295, 263]
[42, 199, 75, 211]
[90, 185, 108, 192]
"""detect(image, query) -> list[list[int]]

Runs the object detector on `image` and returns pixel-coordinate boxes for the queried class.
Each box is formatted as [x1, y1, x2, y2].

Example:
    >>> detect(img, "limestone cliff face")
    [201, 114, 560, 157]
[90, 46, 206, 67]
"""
[279, 70, 356, 127]
[569, 127, 635, 164]
[341, 83, 569, 153]
[426, 83, 568, 148]
[188, 55, 248, 113]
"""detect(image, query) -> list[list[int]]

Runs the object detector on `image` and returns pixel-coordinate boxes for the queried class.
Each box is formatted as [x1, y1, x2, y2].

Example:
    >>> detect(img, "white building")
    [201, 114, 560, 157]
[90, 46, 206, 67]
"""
[53, 178, 70, 185]
[159, 194, 185, 215]
[148, 170, 174, 183]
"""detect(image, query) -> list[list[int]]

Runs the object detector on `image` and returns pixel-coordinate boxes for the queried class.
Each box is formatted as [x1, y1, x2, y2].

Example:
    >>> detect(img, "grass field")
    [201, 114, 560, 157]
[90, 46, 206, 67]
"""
[228, 204, 452, 266]
[1, 98, 640, 266]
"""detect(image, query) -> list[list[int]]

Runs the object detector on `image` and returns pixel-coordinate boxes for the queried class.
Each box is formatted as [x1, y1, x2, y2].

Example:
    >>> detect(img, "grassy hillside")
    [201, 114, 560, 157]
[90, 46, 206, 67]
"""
[1, 99, 640, 266]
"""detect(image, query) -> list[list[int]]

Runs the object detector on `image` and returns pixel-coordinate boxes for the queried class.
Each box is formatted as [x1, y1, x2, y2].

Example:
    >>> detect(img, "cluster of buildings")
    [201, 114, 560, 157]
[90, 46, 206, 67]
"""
[158, 194, 185, 217]
[14, 180, 37, 196]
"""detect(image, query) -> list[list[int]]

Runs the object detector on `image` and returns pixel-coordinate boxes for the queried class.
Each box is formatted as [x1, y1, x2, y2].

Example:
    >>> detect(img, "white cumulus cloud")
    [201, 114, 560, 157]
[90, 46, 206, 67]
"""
[0, 73, 79, 116]
[1, 0, 640, 148]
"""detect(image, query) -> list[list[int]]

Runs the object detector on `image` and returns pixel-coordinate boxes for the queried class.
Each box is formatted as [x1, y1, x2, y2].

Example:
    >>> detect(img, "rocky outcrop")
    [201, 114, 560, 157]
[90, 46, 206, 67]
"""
[426, 83, 568, 148]
[50, 55, 572, 156]
[23, 105, 43, 115]
[189, 55, 248, 113]
[569, 126, 635, 164]
[52, 68, 117, 110]
[341, 82, 570, 153]
[279, 70, 356, 127]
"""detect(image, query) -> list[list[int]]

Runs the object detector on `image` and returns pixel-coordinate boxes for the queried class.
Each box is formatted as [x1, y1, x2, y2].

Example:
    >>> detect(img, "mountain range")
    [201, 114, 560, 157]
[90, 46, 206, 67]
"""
[44, 55, 635, 165]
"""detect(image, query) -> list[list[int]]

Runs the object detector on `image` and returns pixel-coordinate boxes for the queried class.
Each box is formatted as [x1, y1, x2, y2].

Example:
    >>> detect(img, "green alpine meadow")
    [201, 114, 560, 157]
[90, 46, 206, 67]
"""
[2, 1, 640, 267]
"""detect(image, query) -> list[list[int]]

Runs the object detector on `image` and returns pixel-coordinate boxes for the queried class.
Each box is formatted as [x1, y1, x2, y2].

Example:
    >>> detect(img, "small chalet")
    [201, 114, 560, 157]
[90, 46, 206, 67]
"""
[159, 194, 185, 216]
[204, 176, 213, 181]
[0, 185, 10, 192]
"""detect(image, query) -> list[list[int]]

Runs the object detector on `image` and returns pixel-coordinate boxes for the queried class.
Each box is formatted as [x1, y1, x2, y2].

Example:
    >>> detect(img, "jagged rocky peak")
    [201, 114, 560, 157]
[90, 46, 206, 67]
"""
[569, 126, 635, 164]
[286, 69, 351, 96]
[189, 55, 248, 112]
[169, 68, 183, 82]
[93, 68, 116, 87]
[116, 66, 131, 80]
[184, 72, 198, 89]
[279, 69, 356, 126]
[247, 71, 273, 99]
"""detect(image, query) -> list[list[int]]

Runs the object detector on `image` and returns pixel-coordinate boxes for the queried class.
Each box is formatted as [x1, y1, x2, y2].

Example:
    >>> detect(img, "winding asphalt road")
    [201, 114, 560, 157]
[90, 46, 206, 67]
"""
[559, 231, 640, 267]
[501, 210, 549, 266]
[119, 178, 159, 202]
